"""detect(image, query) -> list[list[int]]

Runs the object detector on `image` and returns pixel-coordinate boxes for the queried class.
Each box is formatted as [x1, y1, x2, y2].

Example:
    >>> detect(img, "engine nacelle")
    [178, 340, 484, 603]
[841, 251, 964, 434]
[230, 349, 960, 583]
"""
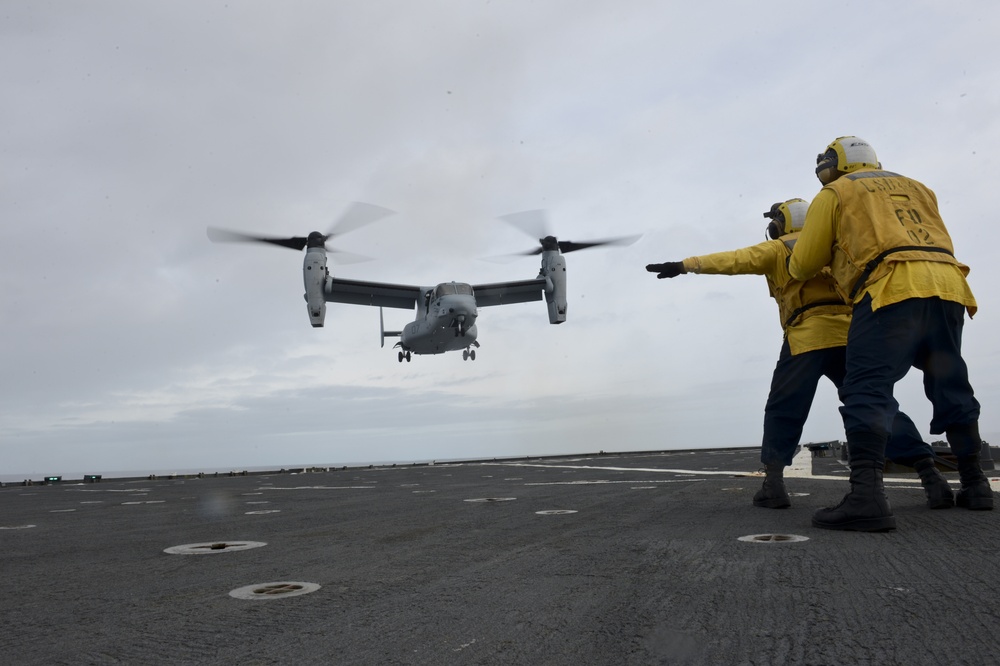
[303, 247, 327, 328]
[540, 250, 567, 324]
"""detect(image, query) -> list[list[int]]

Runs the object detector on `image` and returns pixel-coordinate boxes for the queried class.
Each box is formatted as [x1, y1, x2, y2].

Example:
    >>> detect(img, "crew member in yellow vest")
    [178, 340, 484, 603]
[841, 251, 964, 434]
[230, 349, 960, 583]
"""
[646, 198, 950, 510]
[789, 136, 992, 532]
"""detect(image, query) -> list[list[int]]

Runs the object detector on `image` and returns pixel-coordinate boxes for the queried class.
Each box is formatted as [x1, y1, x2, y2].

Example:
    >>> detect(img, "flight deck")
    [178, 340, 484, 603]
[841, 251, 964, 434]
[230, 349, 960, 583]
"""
[2, 447, 998, 665]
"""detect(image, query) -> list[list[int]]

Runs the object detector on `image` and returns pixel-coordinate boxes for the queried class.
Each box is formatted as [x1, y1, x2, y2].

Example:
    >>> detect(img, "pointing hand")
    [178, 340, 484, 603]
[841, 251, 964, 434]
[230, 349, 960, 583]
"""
[645, 262, 685, 279]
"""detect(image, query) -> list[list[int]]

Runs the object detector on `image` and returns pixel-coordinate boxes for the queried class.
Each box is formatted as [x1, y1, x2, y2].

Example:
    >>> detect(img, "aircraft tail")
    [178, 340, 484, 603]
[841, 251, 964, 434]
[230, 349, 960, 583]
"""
[380, 308, 402, 348]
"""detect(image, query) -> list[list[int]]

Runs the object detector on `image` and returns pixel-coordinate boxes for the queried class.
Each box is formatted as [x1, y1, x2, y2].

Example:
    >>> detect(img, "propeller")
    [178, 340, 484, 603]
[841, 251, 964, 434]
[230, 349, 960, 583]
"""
[207, 201, 395, 255]
[497, 209, 641, 256]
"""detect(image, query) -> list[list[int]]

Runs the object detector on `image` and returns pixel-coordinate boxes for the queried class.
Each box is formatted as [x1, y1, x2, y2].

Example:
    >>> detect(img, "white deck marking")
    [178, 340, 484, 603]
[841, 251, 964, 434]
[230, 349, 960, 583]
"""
[483, 455, 988, 486]
[526, 479, 705, 486]
[482, 462, 740, 476]
[260, 486, 375, 490]
[785, 446, 814, 479]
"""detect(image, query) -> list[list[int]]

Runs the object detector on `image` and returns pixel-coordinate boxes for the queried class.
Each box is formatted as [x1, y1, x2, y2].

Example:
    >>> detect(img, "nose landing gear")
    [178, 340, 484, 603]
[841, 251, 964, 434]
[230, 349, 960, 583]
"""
[397, 350, 411, 363]
[462, 348, 476, 361]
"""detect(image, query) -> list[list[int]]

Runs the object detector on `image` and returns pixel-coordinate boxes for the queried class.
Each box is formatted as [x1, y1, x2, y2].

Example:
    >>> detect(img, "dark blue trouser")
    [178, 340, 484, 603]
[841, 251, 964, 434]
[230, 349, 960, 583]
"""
[761, 337, 933, 467]
[839, 295, 981, 464]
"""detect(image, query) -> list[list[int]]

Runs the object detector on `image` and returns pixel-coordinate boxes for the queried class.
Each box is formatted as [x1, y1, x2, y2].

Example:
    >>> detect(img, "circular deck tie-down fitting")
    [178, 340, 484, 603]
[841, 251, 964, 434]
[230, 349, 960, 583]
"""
[164, 541, 267, 555]
[229, 582, 321, 600]
[738, 534, 809, 544]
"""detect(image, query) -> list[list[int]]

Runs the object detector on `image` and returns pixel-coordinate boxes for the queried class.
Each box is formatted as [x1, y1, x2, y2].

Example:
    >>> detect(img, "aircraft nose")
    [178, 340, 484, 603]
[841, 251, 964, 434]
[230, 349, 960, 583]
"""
[447, 295, 478, 317]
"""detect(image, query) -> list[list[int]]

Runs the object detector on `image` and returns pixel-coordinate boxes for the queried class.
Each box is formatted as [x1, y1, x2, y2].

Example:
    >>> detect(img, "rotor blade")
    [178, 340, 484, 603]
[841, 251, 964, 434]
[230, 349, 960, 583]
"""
[502, 233, 643, 256]
[481, 251, 537, 263]
[558, 234, 641, 253]
[497, 210, 551, 240]
[327, 248, 375, 265]
[327, 202, 396, 238]
[206, 227, 308, 251]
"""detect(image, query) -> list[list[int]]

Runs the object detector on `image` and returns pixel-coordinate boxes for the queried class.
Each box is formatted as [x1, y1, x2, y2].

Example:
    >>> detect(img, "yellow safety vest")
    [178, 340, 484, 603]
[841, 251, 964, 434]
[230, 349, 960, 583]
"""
[686, 236, 851, 332]
[770, 234, 851, 330]
[823, 170, 959, 299]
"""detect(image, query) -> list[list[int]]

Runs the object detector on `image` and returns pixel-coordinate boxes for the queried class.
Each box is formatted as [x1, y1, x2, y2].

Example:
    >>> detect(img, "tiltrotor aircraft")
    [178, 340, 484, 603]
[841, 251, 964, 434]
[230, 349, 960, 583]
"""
[208, 203, 638, 362]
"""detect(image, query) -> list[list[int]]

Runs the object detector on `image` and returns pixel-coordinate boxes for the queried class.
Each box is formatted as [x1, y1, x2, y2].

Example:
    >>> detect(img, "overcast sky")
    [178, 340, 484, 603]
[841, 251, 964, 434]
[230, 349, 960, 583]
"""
[3, 1, 1000, 480]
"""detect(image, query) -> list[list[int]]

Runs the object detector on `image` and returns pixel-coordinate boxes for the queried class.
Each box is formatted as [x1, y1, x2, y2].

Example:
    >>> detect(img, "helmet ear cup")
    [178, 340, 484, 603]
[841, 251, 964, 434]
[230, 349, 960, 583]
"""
[763, 201, 786, 239]
[816, 147, 840, 183]
[816, 165, 841, 185]
[766, 220, 784, 240]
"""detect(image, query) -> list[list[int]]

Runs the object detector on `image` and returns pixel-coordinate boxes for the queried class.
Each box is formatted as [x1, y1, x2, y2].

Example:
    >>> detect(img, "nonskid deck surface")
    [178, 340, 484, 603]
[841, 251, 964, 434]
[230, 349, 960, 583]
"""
[3, 448, 997, 665]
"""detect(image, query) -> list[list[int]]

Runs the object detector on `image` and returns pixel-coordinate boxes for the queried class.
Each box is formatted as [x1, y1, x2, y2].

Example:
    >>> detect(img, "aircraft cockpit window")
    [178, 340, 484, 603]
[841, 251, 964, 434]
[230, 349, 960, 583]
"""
[434, 283, 473, 298]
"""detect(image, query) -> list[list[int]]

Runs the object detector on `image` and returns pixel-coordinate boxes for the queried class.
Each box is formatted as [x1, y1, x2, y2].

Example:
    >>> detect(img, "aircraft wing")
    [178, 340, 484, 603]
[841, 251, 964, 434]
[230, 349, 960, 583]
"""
[472, 277, 547, 307]
[326, 277, 421, 310]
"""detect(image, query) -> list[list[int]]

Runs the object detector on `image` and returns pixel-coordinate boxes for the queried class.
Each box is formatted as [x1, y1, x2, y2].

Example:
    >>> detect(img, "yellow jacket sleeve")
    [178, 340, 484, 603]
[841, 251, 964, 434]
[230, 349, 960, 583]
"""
[682, 240, 782, 276]
[788, 189, 838, 282]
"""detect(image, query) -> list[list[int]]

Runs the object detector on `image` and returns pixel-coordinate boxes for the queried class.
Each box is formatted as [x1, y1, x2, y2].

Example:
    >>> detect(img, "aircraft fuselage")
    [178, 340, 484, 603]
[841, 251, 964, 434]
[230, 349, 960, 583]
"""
[400, 285, 478, 354]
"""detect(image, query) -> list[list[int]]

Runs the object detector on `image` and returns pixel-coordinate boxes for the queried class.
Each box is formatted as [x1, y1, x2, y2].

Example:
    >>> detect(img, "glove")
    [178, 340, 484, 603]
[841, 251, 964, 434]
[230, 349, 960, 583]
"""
[645, 262, 686, 279]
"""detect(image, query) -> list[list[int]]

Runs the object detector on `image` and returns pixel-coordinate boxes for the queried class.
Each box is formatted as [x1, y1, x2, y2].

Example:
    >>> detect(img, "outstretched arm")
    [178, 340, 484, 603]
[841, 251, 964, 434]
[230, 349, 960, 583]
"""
[647, 241, 782, 281]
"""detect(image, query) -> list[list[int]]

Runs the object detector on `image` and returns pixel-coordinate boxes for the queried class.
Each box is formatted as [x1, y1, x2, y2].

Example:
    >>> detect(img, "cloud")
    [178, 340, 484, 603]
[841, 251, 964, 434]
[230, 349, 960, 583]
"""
[3, 1, 1000, 478]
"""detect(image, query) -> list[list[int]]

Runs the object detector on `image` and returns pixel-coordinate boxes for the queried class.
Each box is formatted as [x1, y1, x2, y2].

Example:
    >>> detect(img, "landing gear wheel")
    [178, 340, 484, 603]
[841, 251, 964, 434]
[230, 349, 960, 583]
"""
[405, 351, 411, 362]
[470, 349, 476, 361]
[463, 350, 469, 361]
[398, 351, 404, 363]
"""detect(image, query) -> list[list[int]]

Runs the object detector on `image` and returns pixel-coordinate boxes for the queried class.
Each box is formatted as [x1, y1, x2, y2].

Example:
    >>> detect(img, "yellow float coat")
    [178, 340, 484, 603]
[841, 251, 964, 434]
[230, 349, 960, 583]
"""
[682, 235, 851, 355]
[789, 170, 976, 317]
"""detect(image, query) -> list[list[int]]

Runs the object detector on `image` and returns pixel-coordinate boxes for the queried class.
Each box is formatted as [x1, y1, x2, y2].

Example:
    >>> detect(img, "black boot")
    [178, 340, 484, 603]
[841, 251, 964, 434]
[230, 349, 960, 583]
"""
[956, 456, 993, 510]
[912, 457, 955, 509]
[753, 465, 790, 509]
[812, 460, 896, 532]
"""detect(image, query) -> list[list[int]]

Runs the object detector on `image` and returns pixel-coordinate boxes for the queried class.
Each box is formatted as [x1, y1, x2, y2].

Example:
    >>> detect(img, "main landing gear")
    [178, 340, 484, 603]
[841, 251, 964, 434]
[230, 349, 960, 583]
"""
[397, 350, 411, 363]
